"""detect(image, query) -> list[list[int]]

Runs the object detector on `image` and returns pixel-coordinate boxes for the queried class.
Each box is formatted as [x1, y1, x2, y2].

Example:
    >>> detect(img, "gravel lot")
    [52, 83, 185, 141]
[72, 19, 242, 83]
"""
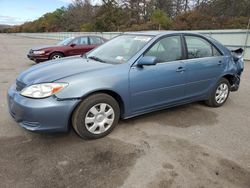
[0, 34, 250, 188]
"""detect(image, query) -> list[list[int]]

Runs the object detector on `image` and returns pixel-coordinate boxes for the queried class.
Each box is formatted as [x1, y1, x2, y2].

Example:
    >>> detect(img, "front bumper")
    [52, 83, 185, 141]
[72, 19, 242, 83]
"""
[7, 84, 80, 132]
[27, 53, 49, 62]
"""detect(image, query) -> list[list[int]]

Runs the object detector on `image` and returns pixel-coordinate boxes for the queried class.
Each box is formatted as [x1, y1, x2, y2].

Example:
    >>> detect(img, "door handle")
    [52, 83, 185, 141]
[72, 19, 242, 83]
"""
[218, 61, 222, 66]
[176, 67, 186, 72]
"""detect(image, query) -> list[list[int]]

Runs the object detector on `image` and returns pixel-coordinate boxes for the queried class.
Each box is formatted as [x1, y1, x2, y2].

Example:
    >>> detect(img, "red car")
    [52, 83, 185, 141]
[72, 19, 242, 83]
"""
[27, 35, 106, 63]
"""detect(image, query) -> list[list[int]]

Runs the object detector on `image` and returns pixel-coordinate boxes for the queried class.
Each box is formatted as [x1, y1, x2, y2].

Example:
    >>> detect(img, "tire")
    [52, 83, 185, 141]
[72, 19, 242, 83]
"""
[72, 93, 120, 139]
[205, 78, 230, 107]
[49, 52, 64, 60]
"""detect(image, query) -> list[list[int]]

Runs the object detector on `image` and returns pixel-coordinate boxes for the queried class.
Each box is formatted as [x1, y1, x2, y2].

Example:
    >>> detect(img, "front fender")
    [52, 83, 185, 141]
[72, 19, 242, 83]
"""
[54, 63, 131, 116]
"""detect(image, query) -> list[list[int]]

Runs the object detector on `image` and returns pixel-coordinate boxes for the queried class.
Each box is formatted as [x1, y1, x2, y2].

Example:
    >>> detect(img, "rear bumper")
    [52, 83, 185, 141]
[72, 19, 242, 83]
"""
[7, 83, 80, 132]
[230, 74, 241, 92]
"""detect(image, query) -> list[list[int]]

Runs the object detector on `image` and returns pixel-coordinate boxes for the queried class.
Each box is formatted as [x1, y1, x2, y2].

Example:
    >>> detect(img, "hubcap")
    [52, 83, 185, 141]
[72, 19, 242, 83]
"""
[52, 55, 61, 59]
[85, 103, 115, 134]
[215, 83, 229, 104]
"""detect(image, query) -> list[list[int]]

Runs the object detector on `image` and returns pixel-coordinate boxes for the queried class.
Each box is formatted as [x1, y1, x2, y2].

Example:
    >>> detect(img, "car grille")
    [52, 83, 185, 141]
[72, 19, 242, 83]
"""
[16, 80, 26, 91]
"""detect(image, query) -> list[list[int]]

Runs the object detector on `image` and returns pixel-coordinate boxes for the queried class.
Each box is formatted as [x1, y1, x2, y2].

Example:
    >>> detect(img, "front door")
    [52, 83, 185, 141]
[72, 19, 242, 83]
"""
[129, 35, 187, 113]
[68, 36, 90, 55]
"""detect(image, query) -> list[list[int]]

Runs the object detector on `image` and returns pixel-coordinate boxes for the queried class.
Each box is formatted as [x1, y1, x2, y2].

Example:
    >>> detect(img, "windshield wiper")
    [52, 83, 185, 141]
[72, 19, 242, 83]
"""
[88, 56, 106, 63]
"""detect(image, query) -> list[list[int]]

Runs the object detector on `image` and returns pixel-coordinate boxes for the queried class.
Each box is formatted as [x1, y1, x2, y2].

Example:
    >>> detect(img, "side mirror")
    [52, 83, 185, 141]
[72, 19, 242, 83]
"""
[137, 56, 157, 67]
[70, 43, 76, 47]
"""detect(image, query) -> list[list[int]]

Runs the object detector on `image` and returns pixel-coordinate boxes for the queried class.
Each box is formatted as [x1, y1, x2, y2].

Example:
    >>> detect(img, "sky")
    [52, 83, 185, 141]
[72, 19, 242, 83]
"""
[0, 0, 79, 25]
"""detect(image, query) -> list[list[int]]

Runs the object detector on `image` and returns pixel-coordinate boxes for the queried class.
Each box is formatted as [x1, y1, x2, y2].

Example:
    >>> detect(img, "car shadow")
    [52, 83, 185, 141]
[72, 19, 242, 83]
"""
[119, 102, 218, 128]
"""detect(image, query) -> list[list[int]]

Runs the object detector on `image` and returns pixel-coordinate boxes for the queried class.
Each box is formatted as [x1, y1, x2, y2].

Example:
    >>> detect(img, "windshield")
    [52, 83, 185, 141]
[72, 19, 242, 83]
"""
[57, 37, 74, 46]
[86, 35, 153, 64]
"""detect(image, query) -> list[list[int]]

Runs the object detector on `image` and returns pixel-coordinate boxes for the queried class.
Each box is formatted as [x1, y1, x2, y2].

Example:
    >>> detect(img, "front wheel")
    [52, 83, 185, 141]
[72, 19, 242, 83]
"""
[50, 52, 64, 60]
[205, 78, 230, 107]
[72, 93, 120, 139]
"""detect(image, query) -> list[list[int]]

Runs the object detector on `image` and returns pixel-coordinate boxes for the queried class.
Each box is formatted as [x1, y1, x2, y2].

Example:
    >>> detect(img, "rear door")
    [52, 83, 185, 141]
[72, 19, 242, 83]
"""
[129, 35, 187, 112]
[183, 34, 225, 98]
[89, 36, 105, 48]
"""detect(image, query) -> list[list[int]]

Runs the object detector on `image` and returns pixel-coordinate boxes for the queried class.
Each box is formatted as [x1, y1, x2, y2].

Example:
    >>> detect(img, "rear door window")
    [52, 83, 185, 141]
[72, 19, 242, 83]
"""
[89, 37, 104, 45]
[185, 35, 221, 59]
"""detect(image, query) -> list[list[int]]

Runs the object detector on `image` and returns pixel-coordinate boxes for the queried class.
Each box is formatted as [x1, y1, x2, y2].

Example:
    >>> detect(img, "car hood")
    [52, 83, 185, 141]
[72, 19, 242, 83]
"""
[31, 45, 59, 50]
[17, 56, 113, 85]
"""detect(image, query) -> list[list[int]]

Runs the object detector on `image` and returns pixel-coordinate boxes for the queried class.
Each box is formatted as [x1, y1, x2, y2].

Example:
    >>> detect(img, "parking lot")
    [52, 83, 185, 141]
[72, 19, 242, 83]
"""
[0, 34, 250, 188]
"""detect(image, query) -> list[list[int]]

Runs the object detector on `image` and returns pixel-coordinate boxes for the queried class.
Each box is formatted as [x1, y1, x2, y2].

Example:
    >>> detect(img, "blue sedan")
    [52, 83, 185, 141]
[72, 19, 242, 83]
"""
[7, 31, 244, 139]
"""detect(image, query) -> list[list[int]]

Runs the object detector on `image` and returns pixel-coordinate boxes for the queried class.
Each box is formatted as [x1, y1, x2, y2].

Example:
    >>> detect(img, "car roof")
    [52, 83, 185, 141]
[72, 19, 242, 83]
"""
[67, 35, 106, 41]
[124, 30, 175, 36]
[124, 30, 203, 37]
[74, 35, 103, 38]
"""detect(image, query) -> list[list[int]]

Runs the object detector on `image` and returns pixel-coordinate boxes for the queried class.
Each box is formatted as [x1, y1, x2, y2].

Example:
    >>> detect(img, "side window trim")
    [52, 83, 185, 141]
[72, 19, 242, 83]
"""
[183, 34, 223, 59]
[80, 36, 88, 45]
[99, 37, 105, 43]
[180, 34, 187, 60]
[89, 36, 96, 45]
[87, 36, 90, 45]
[212, 46, 221, 56]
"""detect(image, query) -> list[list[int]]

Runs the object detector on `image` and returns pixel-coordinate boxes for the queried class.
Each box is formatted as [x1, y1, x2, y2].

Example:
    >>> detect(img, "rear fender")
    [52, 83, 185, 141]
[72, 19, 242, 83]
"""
[223, 74, 240, 92]
[231, 48, 244, 75]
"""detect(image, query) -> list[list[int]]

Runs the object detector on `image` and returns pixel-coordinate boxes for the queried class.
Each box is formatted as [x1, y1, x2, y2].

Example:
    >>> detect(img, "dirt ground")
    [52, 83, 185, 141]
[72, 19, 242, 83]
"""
[0, 34, 250, 188]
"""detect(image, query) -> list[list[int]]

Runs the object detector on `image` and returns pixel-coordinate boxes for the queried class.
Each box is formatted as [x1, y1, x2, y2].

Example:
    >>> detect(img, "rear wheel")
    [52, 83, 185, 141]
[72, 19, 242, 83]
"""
[72, 93, 120, 139]
[205, 78, 230, 107]
[50, 52, 64, 60]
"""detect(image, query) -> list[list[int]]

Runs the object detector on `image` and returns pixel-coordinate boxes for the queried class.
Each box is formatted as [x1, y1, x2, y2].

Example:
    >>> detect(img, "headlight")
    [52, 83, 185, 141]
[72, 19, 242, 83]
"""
[20, 83, 68, 99]
[33, 50, 45, 55]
